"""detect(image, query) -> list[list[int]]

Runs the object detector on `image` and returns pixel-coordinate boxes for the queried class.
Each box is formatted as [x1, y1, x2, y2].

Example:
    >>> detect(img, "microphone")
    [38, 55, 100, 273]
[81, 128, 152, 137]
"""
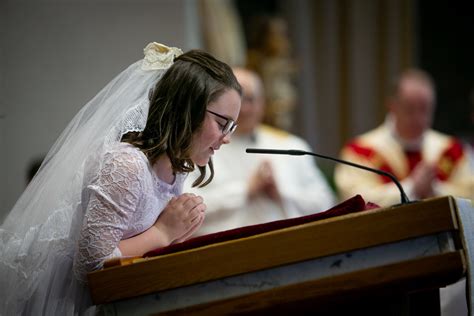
[245, 148, 410, 205]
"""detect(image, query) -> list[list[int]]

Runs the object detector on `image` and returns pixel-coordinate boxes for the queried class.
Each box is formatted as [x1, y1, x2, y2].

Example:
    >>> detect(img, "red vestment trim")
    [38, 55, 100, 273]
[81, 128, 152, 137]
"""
[436, 139, 464, 181]
[346, 141, 395, 183]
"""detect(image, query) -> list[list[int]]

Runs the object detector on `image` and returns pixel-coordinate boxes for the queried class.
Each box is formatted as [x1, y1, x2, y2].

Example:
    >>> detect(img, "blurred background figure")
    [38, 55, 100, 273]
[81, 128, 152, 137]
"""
[335, 69, 473, 207]
[199, 2, 298, 131]
[3, 0, 473, 227]
[184, 67, 335, 236]
[245, 15, 298, 131]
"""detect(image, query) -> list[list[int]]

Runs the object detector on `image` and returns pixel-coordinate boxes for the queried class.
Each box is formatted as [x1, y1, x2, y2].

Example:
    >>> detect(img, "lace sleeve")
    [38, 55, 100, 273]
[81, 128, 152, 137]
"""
[73, 148, 144, 281]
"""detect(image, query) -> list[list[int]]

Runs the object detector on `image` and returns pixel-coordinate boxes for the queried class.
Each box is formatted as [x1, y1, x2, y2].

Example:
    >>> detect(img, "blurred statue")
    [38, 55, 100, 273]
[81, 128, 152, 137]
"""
[246, 15, 298, 131]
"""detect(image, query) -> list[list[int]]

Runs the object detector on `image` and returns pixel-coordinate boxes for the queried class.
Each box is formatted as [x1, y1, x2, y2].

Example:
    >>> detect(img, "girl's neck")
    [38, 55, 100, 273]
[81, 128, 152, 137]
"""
[153, 154, 175, 184]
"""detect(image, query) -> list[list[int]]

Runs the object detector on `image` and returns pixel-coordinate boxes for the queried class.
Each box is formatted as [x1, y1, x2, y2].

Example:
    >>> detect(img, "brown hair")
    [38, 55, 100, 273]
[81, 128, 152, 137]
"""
[122, 50, 242, 187]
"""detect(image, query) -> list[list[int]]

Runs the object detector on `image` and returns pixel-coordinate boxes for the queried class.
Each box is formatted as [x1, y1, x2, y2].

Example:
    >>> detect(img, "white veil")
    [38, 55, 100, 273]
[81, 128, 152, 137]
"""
[0, 42, 182, 315]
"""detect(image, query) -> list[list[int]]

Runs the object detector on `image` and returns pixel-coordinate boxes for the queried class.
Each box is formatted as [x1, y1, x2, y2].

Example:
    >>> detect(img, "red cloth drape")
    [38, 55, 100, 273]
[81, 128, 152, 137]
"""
[144, 195, 379, 258]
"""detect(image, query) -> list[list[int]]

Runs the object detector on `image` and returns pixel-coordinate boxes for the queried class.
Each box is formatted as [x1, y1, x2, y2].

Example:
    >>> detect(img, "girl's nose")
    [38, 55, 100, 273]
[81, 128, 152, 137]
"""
[222, 134, 231, 144]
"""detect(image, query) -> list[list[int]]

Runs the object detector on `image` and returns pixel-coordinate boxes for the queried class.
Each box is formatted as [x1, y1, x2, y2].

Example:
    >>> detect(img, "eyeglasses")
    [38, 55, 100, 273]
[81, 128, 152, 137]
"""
[206, 110, 238, 136]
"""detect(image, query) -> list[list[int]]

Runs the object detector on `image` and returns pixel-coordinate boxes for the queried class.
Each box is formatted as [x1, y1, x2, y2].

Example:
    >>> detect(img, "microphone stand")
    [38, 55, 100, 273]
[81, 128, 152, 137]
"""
[246, 148, 411, 205]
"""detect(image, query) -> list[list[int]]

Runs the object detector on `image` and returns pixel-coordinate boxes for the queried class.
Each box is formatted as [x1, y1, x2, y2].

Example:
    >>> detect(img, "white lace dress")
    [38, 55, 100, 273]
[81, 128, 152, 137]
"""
[0, 142, 185, 315]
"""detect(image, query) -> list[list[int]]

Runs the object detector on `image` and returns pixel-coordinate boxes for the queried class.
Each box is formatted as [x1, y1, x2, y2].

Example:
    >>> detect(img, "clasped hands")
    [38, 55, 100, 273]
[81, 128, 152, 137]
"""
[411, 161, 437, 199]
[248, 160, 282, 204]
[154, 193, 206, 245]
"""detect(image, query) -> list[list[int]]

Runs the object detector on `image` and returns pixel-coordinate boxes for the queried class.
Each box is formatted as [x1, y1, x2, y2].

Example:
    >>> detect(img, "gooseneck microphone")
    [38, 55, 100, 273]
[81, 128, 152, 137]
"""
[246, 148, 410, 205]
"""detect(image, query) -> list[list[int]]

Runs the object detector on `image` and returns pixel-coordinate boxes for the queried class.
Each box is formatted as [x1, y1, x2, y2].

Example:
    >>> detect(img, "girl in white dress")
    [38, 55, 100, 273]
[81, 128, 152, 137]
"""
[0, 42, 242, 315]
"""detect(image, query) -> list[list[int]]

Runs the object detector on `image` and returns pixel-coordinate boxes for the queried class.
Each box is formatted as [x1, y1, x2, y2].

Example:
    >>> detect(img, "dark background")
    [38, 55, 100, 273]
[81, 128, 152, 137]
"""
[235, 0, 474, 143]
[418, 0, 474, 143]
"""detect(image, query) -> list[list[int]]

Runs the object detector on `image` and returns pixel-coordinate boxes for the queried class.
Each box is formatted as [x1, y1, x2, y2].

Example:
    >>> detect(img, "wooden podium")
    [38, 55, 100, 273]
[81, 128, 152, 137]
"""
[88, 196, 469, 315]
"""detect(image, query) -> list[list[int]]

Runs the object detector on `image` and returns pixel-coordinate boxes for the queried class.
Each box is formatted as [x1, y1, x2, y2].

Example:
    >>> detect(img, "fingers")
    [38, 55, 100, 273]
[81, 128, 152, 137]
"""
[257, 160, 273, 180]
[175, 212, 205, 243]
[254, 161, 275, 185]
[411, 162, 437, 198]
[171, 193, 202, 207]
[156, 193, 206, 245]
[182, 195, 204, 210]
[414, 162, 436, 177]
[172, 193, 206, 223]
[189, 203, 206, 223]
[248, 161, 278, 200]
[162, 194, 205, 218]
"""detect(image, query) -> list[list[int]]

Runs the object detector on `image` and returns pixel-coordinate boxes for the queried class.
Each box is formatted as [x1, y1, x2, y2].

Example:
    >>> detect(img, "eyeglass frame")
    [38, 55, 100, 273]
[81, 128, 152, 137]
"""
[206, 109, 238, 136]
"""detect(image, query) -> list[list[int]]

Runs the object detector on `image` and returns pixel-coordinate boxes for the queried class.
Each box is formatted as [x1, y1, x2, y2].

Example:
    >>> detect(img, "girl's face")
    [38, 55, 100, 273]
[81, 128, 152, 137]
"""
[190, 89, 241, 166]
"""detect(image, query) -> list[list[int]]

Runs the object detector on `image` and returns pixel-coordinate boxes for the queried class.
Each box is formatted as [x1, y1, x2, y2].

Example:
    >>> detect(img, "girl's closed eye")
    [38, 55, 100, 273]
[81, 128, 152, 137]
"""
[216, 122, 225, 130]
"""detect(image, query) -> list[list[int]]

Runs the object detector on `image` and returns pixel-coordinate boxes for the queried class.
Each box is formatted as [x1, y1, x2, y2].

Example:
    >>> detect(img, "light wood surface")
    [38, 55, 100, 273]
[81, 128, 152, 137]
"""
[88, 196, 462, 305]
